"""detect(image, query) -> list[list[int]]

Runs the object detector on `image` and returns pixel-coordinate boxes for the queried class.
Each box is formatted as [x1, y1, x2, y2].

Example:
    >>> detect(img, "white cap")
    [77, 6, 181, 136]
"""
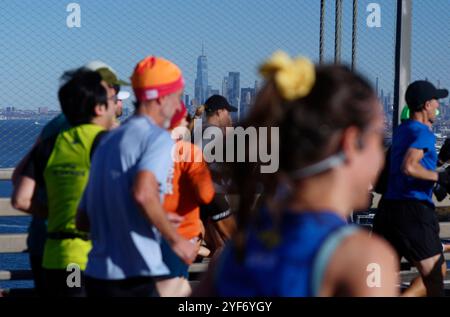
[117, 91, 130, 100]
[84, 60, 117, 75]
[84, 60, 130, 86]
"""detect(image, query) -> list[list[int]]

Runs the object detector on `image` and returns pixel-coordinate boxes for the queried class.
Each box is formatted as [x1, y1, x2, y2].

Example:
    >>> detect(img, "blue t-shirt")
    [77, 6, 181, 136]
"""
[79, 115, 174, 279]
[214, 209, 358, 297]
[385, 120, 437, 204]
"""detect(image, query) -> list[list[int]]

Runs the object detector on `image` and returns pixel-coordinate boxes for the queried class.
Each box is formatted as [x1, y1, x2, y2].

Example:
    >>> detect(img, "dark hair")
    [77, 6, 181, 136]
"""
[58, 68, 108, 126]
[409, 104, 424, 113]
[229, 65, 377, 257]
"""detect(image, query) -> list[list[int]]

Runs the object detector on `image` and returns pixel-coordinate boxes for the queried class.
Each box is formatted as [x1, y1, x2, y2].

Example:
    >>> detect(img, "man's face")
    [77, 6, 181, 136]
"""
[218, 108, 233, 127]
[102, 81, 118, 128]
[115, 99, 123, 117]
[426, 99, 439, 123]
[111, 85, 123, 118]
[351, 100, 386, 210]
[160, 89, 183, 127]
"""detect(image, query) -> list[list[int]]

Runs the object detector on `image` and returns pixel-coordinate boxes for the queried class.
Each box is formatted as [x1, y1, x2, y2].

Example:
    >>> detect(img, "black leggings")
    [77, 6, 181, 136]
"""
[29, 255, 45, 296]
[85, 276, 159, 297]
[43, 268, 86, 297]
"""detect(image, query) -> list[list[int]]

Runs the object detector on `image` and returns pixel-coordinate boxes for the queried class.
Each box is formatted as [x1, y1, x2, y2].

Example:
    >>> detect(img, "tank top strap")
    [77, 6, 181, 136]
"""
[310, 225, 360, 296]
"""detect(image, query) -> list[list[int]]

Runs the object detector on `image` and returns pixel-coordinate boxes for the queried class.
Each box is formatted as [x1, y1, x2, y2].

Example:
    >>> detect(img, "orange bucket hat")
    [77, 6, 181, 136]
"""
[131, 56, 185, 102]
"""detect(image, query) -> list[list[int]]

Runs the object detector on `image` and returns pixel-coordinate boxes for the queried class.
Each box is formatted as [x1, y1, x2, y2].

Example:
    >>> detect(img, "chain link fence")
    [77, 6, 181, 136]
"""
[0, 1, 404, 168]
[0, 0, 321, 168]
[411, 0, 450, 148]
[320, 0, 397, 136]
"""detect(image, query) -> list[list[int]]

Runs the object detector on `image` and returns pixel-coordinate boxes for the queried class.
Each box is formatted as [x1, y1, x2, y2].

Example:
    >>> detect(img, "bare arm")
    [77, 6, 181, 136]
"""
[191, 248, 222, 297]
[402, 148, 438, 182]
[321, 231, 399, 297]
[133, 170, 197, 264]
[11, 176, 47, 217]
[11, 176, 35, 213]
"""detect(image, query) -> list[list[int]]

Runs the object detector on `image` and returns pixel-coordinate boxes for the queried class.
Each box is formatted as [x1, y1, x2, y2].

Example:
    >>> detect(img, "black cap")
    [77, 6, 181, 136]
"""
[204, 95, 237, 113]
[405, 80, 448, 111]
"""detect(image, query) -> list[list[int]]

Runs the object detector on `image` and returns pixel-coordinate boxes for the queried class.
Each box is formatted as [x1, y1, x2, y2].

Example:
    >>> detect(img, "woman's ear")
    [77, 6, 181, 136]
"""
[341, 126, 362, 162]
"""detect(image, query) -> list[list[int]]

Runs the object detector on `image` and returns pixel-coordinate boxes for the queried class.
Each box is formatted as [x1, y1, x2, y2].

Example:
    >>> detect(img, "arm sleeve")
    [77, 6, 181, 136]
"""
[186, 144, 215, 205]
[21, 136, 55, 185]
[21, 146, 38, 180]
[137, 131, 175, 197]
[410, 130, 434, 153]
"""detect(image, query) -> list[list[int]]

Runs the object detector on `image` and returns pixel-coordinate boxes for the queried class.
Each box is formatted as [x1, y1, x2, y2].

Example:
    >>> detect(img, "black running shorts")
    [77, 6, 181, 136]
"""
[373, 199, 443, 262]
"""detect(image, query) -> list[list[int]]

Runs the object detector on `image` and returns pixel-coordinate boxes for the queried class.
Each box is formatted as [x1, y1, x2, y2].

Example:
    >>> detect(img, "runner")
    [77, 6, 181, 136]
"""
[12, 68, 117, 296]
[157, 102, 215, 296]
[194, 51, 398, 297]
[76, 56, 197, 297]
[192, 95, 238, 255]
[373, 80, 449, 297]
[11, 61, 129, 296]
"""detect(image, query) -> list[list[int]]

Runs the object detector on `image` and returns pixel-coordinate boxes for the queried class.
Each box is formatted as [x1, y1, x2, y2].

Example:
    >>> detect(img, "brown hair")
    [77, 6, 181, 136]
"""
[228, 64, 377, 258]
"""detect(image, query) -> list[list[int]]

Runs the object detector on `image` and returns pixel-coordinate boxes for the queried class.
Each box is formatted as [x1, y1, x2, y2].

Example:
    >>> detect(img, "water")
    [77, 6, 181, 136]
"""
[0, 181, 12, 198]
[0, 120, 43, 289]
[0, 120, 47, 168]
[0, 216, 33, 289]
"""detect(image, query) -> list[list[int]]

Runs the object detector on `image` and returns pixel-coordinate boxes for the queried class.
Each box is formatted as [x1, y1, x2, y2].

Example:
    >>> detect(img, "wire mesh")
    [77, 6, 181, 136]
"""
[411, 0, 450, 147]
[0, 0, 323, 167]
[0, 1, 401, 167]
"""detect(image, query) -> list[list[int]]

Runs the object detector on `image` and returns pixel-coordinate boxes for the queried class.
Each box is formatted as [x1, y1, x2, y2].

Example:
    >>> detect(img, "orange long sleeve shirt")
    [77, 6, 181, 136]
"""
[163, 141, 215, 239]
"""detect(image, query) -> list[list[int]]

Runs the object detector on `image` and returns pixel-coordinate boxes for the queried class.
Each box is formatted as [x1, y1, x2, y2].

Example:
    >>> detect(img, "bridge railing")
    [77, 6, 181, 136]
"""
[2, 167, 450, 292]
[0, 167, 210, 294]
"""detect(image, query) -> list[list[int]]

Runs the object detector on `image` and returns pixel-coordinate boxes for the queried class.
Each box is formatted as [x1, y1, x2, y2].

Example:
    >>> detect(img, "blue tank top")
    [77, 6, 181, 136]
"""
[214, 209, 359, 297]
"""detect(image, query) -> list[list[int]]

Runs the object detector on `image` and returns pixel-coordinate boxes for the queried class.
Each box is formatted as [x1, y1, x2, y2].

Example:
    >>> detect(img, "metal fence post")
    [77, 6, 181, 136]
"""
[320, 0, 325, 64]
[351, 0, 358, 71]
[335, 0, 343, 64]
[393, 0, 412, 129]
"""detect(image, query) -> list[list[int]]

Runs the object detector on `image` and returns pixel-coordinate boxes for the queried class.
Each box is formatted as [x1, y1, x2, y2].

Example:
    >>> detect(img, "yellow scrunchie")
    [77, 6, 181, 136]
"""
[259, 51, 316, 101]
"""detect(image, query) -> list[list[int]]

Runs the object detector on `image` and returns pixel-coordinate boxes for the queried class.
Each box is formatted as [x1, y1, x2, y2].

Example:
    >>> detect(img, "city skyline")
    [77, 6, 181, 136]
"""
[1, 1, 449, 112]
[194, 44, 209, 105]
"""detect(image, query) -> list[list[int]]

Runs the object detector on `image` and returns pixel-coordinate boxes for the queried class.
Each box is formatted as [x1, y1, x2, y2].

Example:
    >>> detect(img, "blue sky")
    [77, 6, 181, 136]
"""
[0, 0, 449, 110]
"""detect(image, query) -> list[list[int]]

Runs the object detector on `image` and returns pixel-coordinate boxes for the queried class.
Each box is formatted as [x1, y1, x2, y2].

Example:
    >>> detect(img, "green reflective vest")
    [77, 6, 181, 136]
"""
[42, 124, 104, 270]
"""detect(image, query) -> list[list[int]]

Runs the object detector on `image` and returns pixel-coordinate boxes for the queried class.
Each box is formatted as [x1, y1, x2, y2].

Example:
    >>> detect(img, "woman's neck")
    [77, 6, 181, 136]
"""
[286, 173, 352, 221]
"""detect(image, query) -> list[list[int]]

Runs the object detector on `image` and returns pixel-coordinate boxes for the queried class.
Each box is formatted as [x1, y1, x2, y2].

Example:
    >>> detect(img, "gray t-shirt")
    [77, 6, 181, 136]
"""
[80, 115, 174, 279]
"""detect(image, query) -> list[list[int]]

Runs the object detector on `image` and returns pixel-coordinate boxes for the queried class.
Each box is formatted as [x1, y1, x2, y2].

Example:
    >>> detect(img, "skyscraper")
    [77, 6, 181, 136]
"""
[227, 72, 240, 121]
[254, 80, 260, 93]
[184, 94, 190, 111]
[194, 45, 208, 105]
[240, 87, 255, 119]
[210, 89, 220, 96]
[222, 77, 229, 99]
